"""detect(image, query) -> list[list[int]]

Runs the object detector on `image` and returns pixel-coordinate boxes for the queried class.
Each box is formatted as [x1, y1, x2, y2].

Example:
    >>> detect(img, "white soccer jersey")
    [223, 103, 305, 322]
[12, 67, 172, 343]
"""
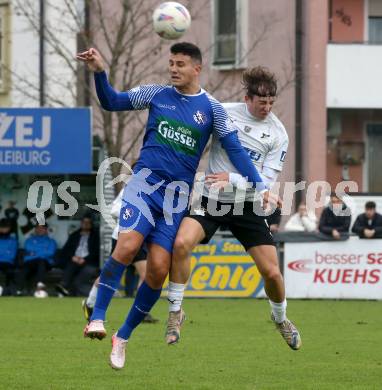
[203, 102, 289, 202]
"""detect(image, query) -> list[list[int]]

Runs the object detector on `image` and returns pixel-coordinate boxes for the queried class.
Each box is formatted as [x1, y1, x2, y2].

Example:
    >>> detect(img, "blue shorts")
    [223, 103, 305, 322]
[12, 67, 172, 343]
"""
[119, 174, 189, 253]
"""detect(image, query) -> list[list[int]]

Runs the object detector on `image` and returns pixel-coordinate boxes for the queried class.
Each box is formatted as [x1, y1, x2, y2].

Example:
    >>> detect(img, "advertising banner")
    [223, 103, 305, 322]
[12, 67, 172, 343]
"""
[162, 239, 265, 298]
[284, 237, 382, 299]
[0, 108, 92, 173]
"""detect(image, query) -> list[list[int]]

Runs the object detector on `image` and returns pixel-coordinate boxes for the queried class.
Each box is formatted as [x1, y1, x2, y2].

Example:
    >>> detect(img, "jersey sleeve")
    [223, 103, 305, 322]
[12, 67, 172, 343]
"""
[207, 94, 237, 138]
[229, 166, 279, 190]
[94, 71, 166, 111]
[262, 133, 289, 171]
[219, 131, 267, 192]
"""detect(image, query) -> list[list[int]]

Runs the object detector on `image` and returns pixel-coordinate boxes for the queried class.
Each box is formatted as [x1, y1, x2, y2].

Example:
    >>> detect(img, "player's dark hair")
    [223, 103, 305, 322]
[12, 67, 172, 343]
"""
[365, 201, 376, 209]
[243, 66, 277, 98]
[170, 42, 202, 64]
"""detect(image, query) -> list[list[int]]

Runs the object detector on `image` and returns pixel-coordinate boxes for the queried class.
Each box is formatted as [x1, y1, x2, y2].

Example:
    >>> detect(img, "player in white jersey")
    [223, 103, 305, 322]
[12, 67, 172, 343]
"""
[165, 67, 301, 350]
[205, 101, 288, 203]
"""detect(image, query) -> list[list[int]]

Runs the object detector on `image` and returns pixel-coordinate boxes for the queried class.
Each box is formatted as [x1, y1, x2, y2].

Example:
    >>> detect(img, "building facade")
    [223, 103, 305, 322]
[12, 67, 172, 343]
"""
[327, 0, 382, 193]
[2, 0, 381, 245]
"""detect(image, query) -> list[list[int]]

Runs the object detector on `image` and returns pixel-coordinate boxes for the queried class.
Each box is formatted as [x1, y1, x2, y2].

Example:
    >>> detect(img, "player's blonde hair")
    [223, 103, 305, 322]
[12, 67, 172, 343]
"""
[242, 66, 277, 98]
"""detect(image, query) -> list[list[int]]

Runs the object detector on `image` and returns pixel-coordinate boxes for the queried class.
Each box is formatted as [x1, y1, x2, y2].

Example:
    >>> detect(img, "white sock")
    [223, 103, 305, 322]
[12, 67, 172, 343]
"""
[86, 284, 98, 308]
[168, 281, 186, 312]
[269, 299, 287, 323]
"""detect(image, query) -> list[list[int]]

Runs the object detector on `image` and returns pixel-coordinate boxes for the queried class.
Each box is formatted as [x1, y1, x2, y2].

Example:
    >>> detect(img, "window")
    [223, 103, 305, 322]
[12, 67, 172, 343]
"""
[367, 124, 382, 192]
[214, 0, 236, 65]
[369, 17, 382, 43]
[212, 0, 247, 68]
[368, 0, 382, 43]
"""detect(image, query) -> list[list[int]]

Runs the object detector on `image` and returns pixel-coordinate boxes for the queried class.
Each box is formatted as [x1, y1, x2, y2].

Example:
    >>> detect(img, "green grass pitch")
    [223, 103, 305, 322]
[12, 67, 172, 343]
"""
[1, 298, 381, 389]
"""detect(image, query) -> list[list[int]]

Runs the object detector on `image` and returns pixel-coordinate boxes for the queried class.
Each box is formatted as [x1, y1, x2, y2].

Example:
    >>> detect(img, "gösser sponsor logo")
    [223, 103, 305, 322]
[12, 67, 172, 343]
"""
[158, 120, 197, 148]
[288, 251, 382, 284]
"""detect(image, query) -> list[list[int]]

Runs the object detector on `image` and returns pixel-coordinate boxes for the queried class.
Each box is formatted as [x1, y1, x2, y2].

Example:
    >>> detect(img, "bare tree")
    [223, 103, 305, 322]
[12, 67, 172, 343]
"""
[10, 0, 295, 188]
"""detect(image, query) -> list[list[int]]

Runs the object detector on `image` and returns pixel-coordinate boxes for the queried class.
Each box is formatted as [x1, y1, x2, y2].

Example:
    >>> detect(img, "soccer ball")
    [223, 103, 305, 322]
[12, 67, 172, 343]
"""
[152, 2, 191, 40]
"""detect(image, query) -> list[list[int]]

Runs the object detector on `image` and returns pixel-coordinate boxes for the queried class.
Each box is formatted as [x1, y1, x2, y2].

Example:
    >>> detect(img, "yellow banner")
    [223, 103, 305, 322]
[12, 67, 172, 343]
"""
[162, 239, 264, 298]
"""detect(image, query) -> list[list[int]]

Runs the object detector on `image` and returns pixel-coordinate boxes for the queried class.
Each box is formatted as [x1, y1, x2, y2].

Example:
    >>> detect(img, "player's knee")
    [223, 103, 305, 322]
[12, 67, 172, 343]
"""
[113, 239, 140, 264]
[146, 265, 168, 289]
[263, 266, 282, 282]
[173, 235, 193, 258]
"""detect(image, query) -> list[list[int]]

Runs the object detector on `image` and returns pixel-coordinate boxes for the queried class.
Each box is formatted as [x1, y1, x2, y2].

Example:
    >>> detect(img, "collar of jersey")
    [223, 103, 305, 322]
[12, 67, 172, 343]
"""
[173, 86, 205, 97]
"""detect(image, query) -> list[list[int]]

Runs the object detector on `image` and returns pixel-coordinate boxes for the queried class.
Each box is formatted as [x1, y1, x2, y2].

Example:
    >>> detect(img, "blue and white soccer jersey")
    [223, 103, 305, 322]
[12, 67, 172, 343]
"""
[94, 72, 237, 252]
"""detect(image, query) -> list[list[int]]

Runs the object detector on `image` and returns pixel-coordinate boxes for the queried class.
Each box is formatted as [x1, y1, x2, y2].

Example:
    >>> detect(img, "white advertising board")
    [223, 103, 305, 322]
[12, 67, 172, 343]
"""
[284, 237, 382, 299]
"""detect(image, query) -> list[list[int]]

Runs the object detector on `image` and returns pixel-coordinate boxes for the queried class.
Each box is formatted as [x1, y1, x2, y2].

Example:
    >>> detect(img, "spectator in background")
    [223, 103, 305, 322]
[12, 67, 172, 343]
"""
[56, 216, 99, 296]
[352, 201, 382, 239]
[5, 201, 19, 238]
[266, 207, 281, 233]
[285, 203, 317, 232]
[319, 194, 351, 240]
[0, 219, 18, 296]
[20, 224, 57, 298]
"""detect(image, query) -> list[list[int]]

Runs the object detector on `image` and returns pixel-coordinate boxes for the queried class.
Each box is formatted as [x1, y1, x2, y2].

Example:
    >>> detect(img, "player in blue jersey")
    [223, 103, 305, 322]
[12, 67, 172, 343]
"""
[77, 42, 281, 370]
